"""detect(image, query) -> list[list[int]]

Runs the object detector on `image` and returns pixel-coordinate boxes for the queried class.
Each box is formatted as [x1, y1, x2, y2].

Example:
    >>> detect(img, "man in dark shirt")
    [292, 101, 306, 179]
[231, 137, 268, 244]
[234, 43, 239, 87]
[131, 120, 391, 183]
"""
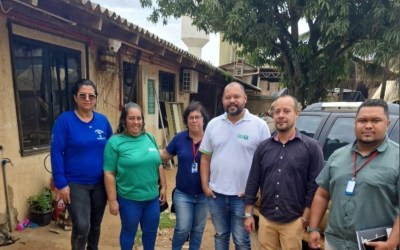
[244, 95, 324, 249]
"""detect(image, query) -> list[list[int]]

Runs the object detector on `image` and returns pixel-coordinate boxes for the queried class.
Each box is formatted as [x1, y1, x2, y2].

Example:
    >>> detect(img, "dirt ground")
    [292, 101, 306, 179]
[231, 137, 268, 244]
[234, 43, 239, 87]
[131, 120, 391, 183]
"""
[4, 167, 259, 250]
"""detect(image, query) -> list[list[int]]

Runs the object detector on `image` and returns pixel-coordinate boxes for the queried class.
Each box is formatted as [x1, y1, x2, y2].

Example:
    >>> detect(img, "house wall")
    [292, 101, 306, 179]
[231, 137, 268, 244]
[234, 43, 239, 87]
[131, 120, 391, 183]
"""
[259, 80, 281, 96]
[0, 15, 59, 227]
[247, 94, 276, 115]
[0, 15, 190, 228]
[0, 15, 21, 227]
[139, 63, 190, 146]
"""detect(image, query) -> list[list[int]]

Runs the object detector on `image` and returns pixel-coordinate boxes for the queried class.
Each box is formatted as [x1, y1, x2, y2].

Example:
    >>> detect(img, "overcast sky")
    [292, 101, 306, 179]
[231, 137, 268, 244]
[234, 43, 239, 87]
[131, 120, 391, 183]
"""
[93, 0, 220, 66]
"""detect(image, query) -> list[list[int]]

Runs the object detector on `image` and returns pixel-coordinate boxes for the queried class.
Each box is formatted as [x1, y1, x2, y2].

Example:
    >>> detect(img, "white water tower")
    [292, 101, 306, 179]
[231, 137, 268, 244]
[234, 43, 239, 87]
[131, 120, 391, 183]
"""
[181, 16, 210, 58]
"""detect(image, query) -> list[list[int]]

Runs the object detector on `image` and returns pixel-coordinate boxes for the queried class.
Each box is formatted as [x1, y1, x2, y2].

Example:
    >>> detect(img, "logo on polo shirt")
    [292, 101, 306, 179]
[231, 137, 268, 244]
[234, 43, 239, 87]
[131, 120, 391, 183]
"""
[95, 129, 106, 140]
[237, 134, 249, 140]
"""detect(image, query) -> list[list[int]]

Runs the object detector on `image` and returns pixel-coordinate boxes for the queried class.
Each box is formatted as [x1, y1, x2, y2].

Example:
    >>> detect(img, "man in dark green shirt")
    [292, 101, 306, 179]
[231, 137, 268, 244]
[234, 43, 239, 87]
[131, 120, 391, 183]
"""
[309, 99, 399, 250]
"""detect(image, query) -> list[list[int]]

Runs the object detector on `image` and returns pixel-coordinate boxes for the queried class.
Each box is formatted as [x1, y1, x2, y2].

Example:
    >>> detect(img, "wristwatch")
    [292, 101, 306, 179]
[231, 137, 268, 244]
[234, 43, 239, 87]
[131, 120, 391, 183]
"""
[243, 212, 253, 219]
[306, 226, 320, 233]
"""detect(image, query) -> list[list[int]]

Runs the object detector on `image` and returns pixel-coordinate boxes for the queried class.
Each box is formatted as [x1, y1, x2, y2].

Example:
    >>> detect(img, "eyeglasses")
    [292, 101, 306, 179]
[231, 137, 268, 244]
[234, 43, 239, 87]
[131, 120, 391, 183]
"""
[188, 115, 203, 121]
[78, 93, 97, 101]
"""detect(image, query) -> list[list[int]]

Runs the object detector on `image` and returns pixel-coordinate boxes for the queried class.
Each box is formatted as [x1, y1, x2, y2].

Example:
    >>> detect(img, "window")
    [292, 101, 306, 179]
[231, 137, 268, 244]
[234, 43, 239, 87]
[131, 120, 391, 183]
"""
[297, 115, 323, 138]
[322, 117, 355, 160]
[181, 69, 198, 93]
[236, 67, 243, 76]
[159, 71, 175, 102]
[158, 71, 175, 128]
[12, 35, 81, 155]
[181, 70, 191, 92]
[123, 61, 138, 104]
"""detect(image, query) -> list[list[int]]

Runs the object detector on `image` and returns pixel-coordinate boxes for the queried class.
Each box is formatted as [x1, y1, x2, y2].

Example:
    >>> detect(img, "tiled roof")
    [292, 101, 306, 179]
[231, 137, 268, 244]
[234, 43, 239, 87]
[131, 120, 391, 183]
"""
[58, 0, 260, 91]
[70, 0, 213, 67]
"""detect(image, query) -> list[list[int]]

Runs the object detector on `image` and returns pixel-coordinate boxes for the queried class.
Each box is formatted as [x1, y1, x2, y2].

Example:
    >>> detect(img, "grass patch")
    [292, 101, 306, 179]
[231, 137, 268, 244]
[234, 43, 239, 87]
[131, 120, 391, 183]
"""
[159, 211, 176, 229]
[134, 211, 176, 246]
[134, 229, 143, 246]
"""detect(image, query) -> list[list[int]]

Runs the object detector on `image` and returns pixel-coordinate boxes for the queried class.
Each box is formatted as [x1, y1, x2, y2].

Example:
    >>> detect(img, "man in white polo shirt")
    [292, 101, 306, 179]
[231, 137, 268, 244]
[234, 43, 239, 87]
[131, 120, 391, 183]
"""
[200, 82, 270, 250]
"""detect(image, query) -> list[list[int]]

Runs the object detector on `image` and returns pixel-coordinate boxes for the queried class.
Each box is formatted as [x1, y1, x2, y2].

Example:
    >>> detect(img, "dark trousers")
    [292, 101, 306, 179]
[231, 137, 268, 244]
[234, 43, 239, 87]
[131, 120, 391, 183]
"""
[67, 182, 107, 250]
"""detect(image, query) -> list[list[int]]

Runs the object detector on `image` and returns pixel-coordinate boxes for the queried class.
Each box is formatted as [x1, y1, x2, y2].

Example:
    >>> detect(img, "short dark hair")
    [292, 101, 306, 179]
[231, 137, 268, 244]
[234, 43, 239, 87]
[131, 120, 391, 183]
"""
[182, 101, 209, 129]
[357, 99, 389, 119]
[71, 79, 98, 96]
[71, 79, 98, 108]
[116, 102, 145, 134]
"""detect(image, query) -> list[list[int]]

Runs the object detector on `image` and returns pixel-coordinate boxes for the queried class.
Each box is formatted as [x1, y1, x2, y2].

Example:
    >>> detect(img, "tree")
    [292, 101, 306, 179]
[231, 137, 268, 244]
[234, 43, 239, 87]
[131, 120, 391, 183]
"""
[353, 5, 400, 100]
[139, 0, 400, 106]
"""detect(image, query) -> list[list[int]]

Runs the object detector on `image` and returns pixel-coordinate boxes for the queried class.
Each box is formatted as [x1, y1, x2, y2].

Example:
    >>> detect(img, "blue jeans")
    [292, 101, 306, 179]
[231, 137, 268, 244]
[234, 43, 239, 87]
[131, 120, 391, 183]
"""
[118, 196, 160, 250]
[172, 189, 209, 250]
[208, 192, 251, 250]
[67, 182, 107, 250]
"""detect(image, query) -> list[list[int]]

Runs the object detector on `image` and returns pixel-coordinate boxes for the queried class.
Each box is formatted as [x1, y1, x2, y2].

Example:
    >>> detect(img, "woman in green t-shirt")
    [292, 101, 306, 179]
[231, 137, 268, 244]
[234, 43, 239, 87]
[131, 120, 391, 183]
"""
[103, 102, 167, 250]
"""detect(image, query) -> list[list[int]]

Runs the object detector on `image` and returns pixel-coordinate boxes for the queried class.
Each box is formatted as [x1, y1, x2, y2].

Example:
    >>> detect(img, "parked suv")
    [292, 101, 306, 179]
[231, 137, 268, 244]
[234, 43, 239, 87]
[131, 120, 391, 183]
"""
[297, 102, 399, 161]
[254, 102, 399, 249]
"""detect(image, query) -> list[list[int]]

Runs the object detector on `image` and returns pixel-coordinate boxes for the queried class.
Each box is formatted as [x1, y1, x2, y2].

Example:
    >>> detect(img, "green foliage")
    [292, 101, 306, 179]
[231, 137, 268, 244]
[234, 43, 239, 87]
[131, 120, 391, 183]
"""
[353, 0, 400, 65]
[139, 0, 400, 105]
[159, 211, 175, 229]
[28, 188, 53, 214]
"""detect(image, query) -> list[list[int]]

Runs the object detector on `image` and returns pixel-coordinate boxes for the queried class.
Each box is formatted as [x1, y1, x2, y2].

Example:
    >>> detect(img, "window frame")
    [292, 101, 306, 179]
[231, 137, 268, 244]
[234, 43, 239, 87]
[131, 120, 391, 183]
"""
[158, 71, 176, 129]
[11, 35, 82, 156]
[123, 61, 138, 104]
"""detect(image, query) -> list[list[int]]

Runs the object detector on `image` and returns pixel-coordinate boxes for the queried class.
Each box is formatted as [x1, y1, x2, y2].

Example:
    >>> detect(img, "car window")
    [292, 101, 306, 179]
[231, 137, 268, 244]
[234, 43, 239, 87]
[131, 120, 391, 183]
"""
[297, 115, 322, 138]
[388, 119, 399, 143]
[323, 117, 355, 160]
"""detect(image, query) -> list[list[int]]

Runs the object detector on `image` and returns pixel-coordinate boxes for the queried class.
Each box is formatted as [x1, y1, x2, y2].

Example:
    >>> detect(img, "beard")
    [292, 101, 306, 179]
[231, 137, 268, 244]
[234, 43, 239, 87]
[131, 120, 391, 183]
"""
[274, 121, 294, 133]
[224, 105, 244, 116]
[357, 137, 384, 146]
[276, 126, 290, 132]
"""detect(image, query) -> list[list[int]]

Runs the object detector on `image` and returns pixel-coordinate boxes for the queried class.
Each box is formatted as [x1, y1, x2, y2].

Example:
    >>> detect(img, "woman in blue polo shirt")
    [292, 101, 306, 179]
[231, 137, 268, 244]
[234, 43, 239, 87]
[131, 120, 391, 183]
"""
[160, 101, 210, 250]
[51, 79, 113, 249]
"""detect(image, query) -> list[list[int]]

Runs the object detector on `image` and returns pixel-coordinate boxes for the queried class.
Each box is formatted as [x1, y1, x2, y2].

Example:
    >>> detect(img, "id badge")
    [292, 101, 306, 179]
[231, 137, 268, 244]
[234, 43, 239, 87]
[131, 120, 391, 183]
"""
[345, 179, 356, 195]
[191, 162, 198, 173]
